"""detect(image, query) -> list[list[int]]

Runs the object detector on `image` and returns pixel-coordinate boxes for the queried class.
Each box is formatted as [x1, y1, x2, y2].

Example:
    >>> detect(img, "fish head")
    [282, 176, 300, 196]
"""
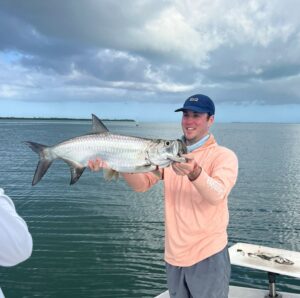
[147, 139, 187, 167]
[176, 139, 187, 156]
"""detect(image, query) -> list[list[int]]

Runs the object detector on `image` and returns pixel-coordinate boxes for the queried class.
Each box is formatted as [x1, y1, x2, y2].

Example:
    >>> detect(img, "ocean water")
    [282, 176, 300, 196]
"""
[0, 120, 299, 297]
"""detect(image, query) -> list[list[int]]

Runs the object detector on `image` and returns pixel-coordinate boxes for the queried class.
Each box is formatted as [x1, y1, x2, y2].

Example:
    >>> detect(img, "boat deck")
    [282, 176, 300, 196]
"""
[155, 243, 300, 298]
[155, 286, 300, 298]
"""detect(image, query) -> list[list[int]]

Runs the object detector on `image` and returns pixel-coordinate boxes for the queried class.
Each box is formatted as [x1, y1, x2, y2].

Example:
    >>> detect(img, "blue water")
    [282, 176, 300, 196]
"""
[0, 120, 299, 297]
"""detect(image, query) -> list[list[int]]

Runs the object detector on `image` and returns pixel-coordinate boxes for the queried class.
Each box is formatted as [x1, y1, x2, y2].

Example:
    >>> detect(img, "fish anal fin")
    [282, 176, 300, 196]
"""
[62, 159, 85, 185]
[70, 167, 86, 185]
[91, 114, 109, 133]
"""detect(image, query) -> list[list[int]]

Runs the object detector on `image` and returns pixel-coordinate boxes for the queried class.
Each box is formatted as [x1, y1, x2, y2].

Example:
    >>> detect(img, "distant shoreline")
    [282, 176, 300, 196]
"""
[0, 117, 136, 122]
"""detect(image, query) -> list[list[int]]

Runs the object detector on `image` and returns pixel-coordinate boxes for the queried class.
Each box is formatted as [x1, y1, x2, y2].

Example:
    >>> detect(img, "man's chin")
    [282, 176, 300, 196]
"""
[184, 136, 197, 145]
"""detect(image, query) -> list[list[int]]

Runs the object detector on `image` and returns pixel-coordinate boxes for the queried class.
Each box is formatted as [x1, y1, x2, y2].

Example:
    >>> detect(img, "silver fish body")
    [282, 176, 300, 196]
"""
[25, 115, 187, 185]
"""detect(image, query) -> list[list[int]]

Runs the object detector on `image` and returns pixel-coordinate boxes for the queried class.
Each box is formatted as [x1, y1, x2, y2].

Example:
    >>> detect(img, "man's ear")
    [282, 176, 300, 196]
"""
[208, 115, 215, 126]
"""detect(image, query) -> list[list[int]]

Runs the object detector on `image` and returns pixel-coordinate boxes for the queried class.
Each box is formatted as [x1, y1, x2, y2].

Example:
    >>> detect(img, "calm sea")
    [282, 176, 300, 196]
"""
[0, 120, 299, 297]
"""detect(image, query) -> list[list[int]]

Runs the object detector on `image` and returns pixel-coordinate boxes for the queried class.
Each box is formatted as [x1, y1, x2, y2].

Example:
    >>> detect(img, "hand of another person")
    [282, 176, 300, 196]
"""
[88, 158, 108, 172]
[172, 155, 202, 181]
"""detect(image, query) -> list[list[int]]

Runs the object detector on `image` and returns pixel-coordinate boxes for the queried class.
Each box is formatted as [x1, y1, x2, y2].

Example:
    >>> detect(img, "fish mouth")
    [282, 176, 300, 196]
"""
[177, 139, 187, 155]
[166, 139, 187, 163]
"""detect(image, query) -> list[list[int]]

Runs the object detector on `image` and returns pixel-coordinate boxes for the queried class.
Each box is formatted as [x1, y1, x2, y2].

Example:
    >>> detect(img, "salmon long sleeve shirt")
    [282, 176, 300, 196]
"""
[123, 134, 238, 267]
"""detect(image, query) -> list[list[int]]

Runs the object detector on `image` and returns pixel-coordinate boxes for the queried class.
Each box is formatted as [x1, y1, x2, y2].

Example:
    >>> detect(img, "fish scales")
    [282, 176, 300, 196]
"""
[53, 133, 152, 169]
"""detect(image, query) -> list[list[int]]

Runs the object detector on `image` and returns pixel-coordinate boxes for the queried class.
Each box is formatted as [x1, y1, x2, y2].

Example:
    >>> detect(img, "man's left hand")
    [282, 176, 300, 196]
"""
[172, 155, 202, 181]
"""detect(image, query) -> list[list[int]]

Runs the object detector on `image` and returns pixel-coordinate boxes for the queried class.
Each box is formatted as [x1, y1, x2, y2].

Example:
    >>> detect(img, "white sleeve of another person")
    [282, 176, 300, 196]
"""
[0, 188, 33, 267]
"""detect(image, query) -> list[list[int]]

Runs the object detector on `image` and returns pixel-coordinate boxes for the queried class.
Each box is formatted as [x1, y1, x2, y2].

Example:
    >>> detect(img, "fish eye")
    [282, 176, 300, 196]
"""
[165, 141, 170, 146]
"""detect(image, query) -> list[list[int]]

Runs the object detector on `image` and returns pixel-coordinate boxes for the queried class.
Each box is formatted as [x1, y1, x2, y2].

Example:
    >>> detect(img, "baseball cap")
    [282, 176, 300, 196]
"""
[175, 94, 215, 115]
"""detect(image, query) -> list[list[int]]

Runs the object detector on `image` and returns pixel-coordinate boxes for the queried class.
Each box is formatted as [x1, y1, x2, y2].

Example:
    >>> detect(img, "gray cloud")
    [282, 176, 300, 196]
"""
[1, 0, 300, 106]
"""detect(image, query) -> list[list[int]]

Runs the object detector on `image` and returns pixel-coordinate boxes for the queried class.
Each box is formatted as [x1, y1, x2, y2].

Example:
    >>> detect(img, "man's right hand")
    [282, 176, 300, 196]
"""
[88, 158, 108, 172]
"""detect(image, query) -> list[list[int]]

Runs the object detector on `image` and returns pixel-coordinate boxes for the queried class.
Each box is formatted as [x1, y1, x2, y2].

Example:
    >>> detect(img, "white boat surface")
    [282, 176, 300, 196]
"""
[155, 286, 300, 298]
[154, 243, 300, 298]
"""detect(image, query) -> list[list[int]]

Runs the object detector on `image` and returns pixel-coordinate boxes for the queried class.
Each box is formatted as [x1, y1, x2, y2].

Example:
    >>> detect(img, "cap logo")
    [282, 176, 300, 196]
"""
[189, 97, 198, 102]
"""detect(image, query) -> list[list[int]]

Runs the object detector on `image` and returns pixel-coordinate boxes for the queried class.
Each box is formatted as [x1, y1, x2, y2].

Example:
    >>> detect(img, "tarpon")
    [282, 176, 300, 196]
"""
[25, 114, 187, 185]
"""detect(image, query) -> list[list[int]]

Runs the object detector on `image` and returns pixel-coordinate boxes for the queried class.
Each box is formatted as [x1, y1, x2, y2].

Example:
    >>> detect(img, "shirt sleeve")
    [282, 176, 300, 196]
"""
[192, 149, 238, 205]
[122, 170, 161, 192]
[0, 188, 33, 267]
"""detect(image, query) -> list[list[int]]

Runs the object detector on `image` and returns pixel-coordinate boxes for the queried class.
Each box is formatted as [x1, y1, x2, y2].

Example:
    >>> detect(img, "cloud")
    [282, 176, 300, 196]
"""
[1, 0, 300, 109]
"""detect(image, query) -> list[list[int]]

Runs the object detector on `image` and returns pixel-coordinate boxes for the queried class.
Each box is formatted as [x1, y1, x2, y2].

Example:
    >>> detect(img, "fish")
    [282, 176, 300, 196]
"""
[248, 252, 294, 265]
[25, 114, 187, 185]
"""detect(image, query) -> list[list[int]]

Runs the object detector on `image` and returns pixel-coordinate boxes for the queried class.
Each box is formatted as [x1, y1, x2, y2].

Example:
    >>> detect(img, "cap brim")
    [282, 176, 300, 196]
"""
[174, 106, 210, 113]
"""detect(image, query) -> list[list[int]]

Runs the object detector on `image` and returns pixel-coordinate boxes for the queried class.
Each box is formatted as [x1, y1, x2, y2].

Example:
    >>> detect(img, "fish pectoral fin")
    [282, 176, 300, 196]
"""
[91, 114, 109, 133]
[103, 168, 119, 180]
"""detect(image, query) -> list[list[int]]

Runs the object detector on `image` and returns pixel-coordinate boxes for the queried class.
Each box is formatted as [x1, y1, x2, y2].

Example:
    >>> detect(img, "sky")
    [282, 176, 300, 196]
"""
[1, 0, 300, 122]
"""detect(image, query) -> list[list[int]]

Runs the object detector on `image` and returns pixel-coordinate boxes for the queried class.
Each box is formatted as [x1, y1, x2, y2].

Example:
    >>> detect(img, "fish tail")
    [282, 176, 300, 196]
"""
[24, 141, 53, 186]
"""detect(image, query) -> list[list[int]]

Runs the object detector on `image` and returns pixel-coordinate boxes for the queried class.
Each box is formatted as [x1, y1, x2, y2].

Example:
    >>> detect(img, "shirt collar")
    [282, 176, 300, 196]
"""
[182, 134, 210, 152]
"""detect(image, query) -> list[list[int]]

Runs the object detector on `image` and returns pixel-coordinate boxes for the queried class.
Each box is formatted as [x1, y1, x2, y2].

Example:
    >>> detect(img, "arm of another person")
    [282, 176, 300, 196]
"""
[0, 188, 33, 267]
[172, 149, 238, 205]
[88, 159, 161, 192]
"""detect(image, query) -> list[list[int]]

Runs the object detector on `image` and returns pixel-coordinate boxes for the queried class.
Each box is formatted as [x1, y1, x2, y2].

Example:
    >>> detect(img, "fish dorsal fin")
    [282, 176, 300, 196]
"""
[91, 114, 109, 133]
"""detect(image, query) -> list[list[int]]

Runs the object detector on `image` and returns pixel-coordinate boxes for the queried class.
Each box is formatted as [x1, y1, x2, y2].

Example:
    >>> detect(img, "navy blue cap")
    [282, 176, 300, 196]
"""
[175, 94, 215, 115]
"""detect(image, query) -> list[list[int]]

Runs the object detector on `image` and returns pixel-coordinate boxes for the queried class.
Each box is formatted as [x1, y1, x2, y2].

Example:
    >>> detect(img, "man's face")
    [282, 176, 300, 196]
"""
[181, 110, 214, 145]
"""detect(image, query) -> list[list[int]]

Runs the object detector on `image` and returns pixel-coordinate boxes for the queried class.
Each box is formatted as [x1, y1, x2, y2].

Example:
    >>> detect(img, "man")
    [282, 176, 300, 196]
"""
[89, 94, 238, 297]
[0, 188, 33, 298]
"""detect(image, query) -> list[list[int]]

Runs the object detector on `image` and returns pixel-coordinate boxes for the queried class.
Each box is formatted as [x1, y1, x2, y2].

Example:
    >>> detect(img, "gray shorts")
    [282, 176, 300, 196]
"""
[165, 246, 231, 298]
